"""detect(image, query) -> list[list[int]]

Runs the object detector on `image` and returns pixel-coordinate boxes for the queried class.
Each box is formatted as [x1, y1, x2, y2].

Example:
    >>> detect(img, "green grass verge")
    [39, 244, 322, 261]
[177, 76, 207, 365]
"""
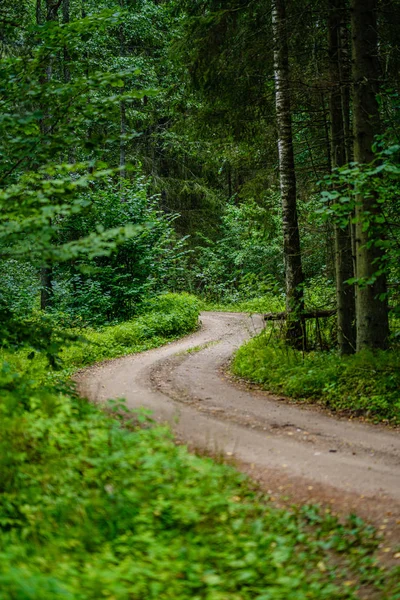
[1, 292, 400, 598]
[232, 330, 400, 424]
[200, 293, 285, 313]
[0, 293, 200, 387]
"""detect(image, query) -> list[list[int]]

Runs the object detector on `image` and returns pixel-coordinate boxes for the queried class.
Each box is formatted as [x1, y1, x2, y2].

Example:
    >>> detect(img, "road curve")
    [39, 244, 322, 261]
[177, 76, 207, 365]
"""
[77, 312, 400, 528]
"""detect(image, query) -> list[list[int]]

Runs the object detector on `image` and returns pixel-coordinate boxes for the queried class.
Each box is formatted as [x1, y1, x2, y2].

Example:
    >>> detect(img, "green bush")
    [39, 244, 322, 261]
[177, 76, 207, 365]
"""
[0, 260, 40, 317]
[64, 293, 200, 367]
[185, 198, 285, 303]
[53, 182, 188, 325]
[232, 332, 400, 423]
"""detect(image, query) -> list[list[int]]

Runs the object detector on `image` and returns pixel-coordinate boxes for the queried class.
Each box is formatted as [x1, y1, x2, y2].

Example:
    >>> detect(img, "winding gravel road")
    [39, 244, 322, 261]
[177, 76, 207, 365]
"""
[77, 312, 400, 531]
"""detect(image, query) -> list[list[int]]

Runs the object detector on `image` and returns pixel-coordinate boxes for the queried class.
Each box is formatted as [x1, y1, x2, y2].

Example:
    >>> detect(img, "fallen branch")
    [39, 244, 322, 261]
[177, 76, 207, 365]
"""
[264, 309, 336, 321]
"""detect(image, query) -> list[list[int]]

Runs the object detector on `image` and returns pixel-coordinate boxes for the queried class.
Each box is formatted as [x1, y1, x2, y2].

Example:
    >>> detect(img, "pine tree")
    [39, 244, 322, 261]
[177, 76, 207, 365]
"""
[328, 0, 356, 354]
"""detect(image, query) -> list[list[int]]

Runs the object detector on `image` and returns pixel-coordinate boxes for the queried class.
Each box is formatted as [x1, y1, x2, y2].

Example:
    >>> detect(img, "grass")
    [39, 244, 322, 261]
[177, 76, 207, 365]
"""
[2, 378, 400, 599]
[200, 292, 285, 314]
[232, 329, 400, 424]
[1, 292, 400, 598]
[0, 293, 200, 388]
[199, 279, 335, 314]
[175, 340, 220, 356]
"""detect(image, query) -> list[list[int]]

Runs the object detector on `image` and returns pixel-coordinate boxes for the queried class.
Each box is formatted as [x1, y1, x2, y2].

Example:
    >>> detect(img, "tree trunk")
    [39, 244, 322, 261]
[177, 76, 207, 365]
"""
[272, 0, 305, 349]
[338, 11, 353, 165]
[63, 0, 70, 83]
[351, 0, 389, 350]
[119, 1, 127, 184]
[120, 100, 127, 180]
[36, 0, 42, 25]
[338, 3, 358, 297]
[39, 0, 60, 310]
[329, 0, 356, 354]
[227, 164, 232, 200]
[40, 267, 53, 311]
[62, 0, 76, 166]
[46, 0, 62, 21]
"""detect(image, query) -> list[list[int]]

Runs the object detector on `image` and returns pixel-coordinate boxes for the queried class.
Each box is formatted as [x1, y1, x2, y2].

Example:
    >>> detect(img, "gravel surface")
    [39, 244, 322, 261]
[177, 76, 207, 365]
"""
[77, 312, 400, 536]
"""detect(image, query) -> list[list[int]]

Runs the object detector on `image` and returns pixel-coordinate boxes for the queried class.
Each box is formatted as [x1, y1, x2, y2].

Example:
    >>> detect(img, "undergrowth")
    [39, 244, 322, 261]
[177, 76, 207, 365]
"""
[0, 293, 200, 387]
[1, 379, 400, 599]
[232, 329, 400, 424]
[200, 279, 334, 315]
[1, 292, 400, 598]
[200, 293, 285, 313]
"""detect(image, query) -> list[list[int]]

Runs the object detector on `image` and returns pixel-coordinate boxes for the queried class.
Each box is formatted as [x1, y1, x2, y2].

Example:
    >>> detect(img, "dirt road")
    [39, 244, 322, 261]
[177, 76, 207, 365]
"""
[77, 312, 400, 531]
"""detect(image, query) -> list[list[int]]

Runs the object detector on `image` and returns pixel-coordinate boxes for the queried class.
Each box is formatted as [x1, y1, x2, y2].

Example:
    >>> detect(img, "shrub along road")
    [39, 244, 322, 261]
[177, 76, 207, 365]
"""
[78, 312, 400, 537]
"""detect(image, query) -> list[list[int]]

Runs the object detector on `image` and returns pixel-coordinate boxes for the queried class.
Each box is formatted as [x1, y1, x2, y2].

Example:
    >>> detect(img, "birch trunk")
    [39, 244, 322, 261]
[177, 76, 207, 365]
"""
[272, 0, 305, 348]
[351, 0, 389, 350]
[329, 0, 356, 354]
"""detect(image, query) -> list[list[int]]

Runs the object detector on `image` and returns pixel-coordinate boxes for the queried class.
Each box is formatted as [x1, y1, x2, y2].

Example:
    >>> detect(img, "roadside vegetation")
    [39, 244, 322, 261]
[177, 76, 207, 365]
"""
[200, 293, 285, 314]
[2, 291, 399, 599]
[2, 342, 400, 599]
[2, 0, 400, 597]
[232, 332, 400, 424]
[0, 293, 200, 389]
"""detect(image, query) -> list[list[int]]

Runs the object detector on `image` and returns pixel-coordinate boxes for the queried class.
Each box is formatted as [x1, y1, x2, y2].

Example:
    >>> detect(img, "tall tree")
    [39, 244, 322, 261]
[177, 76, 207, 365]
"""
[351, 0, 389, 350]
[338, 4, 352, 164]
[39, 0, 61, 310]
[119, 0, 127, 182]
[63, 0, 70, 83]
[272, 0, 305, 348]
[328, 0, 356, 354]
[46, 0, 62, 21]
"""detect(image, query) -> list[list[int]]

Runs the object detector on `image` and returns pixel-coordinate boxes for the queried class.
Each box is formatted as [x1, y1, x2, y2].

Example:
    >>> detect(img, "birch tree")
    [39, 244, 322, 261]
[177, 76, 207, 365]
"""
[272, 0, 305, 348]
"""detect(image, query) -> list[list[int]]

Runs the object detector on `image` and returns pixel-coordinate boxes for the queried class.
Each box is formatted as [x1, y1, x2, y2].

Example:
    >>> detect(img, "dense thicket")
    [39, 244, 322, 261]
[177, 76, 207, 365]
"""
[170, 0, 400, 351]
[1, 0, 400, 349]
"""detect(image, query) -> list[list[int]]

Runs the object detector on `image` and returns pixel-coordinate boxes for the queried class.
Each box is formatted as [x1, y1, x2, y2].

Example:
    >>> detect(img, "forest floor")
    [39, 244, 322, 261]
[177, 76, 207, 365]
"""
[77, 312, 400, 548]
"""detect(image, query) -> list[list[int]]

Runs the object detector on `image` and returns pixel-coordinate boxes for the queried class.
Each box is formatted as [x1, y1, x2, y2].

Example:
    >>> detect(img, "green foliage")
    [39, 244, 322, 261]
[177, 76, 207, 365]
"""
[2, 291, 399, 598]
[0, 293, 200, 382]
[63, 293, 200, 368]
[186, 198, 284, 302]
[304, 275, 336, 311]
[201, 293, 285, 313]
[232, 331, 400, 423]
[0, 260, 40, 316]
[1, 366, 398, 598]
[200, 276, 335, 315]
[53, 180, 188, 324]
[1, 2, 400, 591]
[0, 6, 153, 350]
[319, 137, 400, 309]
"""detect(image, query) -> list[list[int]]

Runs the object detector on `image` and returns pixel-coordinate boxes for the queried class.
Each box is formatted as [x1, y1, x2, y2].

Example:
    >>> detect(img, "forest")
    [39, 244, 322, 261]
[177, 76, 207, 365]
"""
[1, 0, 400, 598]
